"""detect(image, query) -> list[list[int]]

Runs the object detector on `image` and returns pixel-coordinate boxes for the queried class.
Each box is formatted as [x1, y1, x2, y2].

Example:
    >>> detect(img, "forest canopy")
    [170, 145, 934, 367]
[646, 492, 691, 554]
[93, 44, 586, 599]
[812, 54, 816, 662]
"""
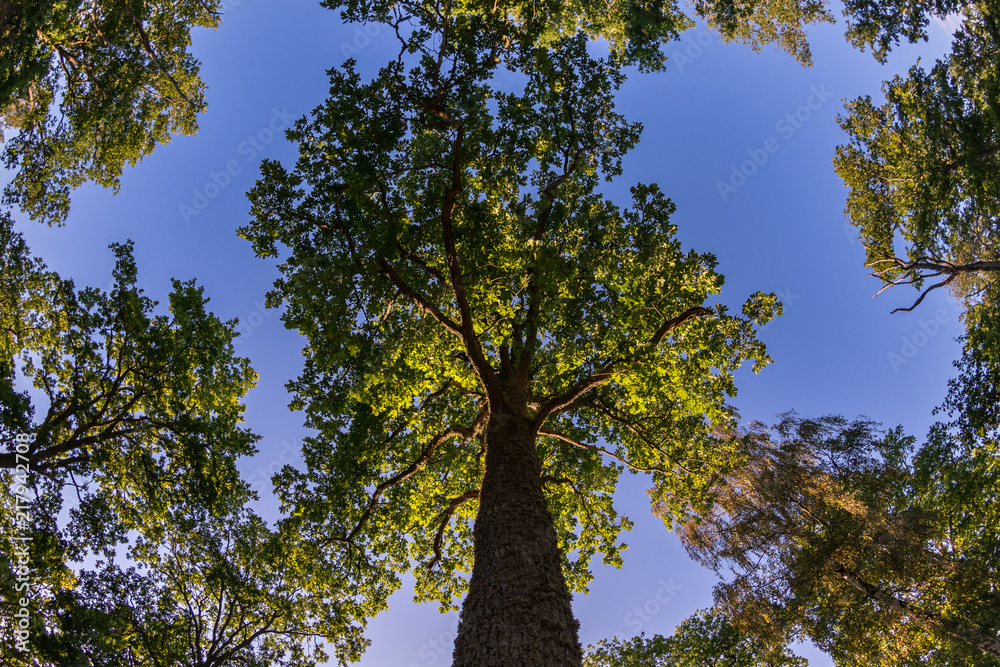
[1, 0, 998, 665]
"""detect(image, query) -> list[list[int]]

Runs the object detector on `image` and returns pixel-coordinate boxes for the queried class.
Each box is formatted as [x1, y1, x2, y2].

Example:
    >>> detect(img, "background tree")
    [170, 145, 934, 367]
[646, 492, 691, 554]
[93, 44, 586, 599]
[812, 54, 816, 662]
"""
[839, 0, 964, 62]
[584, 609, 808, 666]
[17, 499, 370, 667]
[0, 211, 258, 504]
[0, 0, 222, 224]
[0, 212, 244, 658]
[834, 2, 1000, 312]
[0, 216, 371, 665]
[239, 2, 777, 664]
[913, 280, 1000, 655]
[673, 413, 1000, 666]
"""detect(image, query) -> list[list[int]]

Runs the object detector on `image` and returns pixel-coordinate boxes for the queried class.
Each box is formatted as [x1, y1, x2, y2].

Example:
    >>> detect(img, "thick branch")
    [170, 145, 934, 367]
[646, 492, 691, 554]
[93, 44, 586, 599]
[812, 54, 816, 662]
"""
[534, 306, 712, 424]
[945, 143, 1000, 171]
[117, 0, 197, 109]
[379, 259, 465, 339]
[441, 125, 472, 331]
[516, 144, 599, 393]
[538, 428, 668, 474]
[397, 243, 448, 286]
[833, 562, 1000, 658]
[868, 255, 1000, 313]
[381, 259, 500, 403]
[0, 437, 86, 470]
[434, 119, 502, 403]
[1, 412, 184, 470]
[428, 489, 480, 569]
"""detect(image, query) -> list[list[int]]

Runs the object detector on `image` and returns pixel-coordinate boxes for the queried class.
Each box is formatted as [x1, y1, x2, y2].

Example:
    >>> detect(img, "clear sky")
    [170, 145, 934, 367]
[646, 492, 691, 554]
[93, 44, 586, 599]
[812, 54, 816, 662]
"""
[8, 1, 966, 664]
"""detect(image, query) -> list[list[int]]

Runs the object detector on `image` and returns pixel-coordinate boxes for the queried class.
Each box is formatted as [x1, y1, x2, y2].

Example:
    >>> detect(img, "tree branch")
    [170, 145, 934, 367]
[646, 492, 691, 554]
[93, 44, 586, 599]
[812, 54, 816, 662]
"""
[538, 428, 668, 474]
[428, 488, 480, 569]
[582, 397, 700, 476]
[867, 255, 1000, 312]
[117, 0, 198, 109]
[397, 243, 448, 286]
[833, 562, 1000, 658]
[378, 259, 465, 339]
[333, 408, 487, 546]
[534, 306, 712, 424]
[516, 143, 599, 392]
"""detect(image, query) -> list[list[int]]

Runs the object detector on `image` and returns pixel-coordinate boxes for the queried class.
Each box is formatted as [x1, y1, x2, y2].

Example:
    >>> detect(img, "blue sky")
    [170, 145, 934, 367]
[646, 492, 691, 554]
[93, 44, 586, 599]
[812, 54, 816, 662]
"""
[9, 1, 966, 664]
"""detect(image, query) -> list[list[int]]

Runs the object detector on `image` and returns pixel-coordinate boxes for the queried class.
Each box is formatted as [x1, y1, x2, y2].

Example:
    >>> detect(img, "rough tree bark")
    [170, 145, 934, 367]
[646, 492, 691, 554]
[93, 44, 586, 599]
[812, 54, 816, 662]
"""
[451, 405, 583, 667]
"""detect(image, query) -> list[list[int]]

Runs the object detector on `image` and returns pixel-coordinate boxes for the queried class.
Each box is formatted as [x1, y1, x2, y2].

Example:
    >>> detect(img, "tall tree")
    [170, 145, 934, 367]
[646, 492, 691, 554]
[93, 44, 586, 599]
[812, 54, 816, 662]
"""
[239, 3, 777, 664]
[584, 609, 808, 666]
[0, 0, 221, 224]
[0, 212, 246, 655]
[0, 212, 258, 503]
[835, 2, 1000, 312]
[0, 216, 370, 665]
[673, 413, 1000, 666]
[18, 500, 370, 667]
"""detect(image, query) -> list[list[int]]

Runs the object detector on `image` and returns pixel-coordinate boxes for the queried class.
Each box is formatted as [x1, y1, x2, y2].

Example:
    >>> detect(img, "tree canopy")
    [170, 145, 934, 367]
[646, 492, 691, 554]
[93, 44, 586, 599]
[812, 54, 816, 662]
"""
[584, 610, 808, 666]
[0, 211, 257, 505]
[25, 501, 369, 667]
[0, 0, 221, 224]
[5, 0, 999, 663]
[673, 413, 1000, 666]
[239, 1, 777, 662]
[835, 2, 1000, 312]
[0, 216, 370, 665]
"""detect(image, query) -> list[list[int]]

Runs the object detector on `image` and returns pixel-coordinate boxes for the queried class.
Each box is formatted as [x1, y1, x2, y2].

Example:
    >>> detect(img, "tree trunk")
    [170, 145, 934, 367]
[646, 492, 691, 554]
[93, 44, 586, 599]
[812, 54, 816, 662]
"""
[451, 408, 582, 667]
[833, 562, 1000, 658]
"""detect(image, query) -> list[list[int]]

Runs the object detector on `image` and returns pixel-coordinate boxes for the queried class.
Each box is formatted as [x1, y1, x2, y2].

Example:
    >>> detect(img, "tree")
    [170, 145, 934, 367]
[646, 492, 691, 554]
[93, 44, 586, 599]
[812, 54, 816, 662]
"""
[239, 3, 777, 664]
[834, 2, 1000, 312]
[0, 214, 371, 665]
[0, 0, 222, 224]
[584, 609, 808, 666]
[20, 500, 370, 667]
[693, 0, 833, 64]
[0, 211, 251, 657]
[913, 281, 1000, 649]
[1, 472, 371, 666]
[839, 0, 964, 62]
[673, 413, 1000, 666]
[0, 211, 257, 506]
